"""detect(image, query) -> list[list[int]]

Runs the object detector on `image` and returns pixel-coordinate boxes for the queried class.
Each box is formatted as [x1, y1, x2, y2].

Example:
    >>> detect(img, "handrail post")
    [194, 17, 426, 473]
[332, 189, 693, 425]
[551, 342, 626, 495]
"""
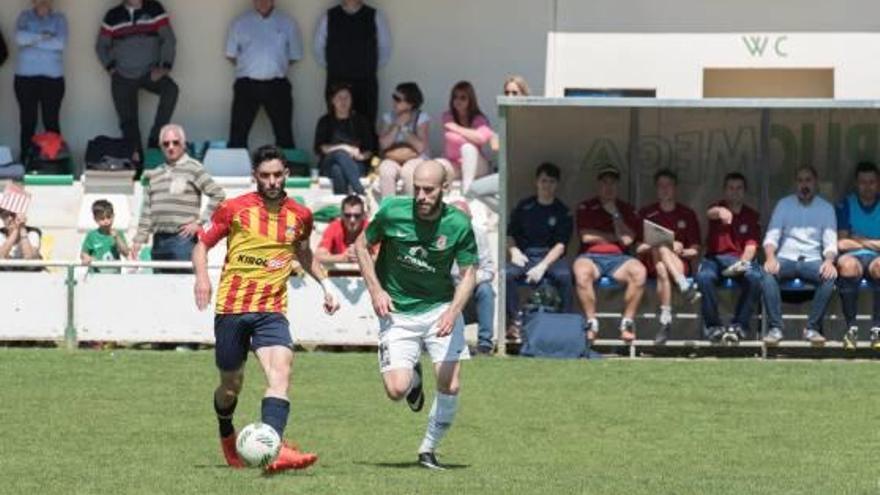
[64, 264, 77, 350]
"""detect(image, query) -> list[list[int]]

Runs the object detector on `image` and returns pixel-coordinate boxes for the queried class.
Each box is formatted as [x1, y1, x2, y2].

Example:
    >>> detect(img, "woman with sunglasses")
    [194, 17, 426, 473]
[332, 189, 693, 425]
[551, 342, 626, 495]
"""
[314, 83, 376, 195]
[376, 82, 431, 197]
[437, 81, 495, 194]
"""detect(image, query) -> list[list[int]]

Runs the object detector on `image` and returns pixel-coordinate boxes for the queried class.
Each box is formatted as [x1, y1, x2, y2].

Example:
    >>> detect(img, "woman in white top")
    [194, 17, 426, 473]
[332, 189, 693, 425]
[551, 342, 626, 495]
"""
[376, 82, 432, 197]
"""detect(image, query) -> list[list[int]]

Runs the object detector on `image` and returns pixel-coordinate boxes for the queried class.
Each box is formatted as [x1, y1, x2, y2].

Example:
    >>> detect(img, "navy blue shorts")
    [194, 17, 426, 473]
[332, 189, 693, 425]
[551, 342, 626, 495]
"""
[577, 253, 634, 278]
[847, 250, 880, 271]
[214, 313, 294, 371]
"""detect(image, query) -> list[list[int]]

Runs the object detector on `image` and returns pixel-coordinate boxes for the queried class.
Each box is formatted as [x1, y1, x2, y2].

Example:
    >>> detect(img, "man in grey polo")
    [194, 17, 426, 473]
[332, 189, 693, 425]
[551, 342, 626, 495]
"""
[96, 0, 178, 170]
[761, 165, 838, 345]
[226, 0, 303, 150]
[131, 124, 225, 274]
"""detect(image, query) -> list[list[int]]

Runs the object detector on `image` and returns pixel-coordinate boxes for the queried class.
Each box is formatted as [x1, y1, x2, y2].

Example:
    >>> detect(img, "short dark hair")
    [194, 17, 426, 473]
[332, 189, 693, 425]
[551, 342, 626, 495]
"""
[535, 162, 560, 180]
[341, 194, 364, 211]
[251, 145, 287, 171]
[797, 165, 818, 179]
[326, 82, 353, 113]
[723, 172, 748, 189]
[653, 168, 677, 184]
[855, 161, 879, 177]
[92, 199, 114, 218]
[395, 82, 424, 109]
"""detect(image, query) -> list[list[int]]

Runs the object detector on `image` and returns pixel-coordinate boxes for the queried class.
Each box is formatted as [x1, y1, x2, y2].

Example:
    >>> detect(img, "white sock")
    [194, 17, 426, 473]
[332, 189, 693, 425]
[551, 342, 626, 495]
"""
[418, 392, 458, 453]
[659, 306, 673, 325]
[675, 275, 689, 291]
[587, 318, 599, 333]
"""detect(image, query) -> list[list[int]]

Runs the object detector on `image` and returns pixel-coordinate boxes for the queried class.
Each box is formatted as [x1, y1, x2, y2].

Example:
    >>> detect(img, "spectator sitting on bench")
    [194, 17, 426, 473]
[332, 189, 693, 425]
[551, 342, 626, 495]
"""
[505, 162, 573, 342]
[316, 194, 372, 265]
[636, 168, 702, 345]
[436, 81, 495, 195]
[761, 165, 837, 346]
[573, 163, 646, 343]
[451, 200, 496, 355]
[376, 82, 433, 198]
[0, 184, 41, 271]
[81, 199, 130, 274]
[836, 161, 880, 351]
[695, 172, 763, 344]
[314, 82, 376, 196]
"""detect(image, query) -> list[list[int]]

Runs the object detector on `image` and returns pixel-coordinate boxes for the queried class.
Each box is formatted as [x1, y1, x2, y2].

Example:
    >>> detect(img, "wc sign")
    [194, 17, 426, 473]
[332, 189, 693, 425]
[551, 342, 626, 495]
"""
[742, 35, 789, 58]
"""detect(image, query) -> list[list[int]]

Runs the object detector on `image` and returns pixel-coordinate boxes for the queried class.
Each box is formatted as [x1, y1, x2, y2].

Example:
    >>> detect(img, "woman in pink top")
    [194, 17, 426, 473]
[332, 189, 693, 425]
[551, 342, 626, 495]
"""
[437, 81, 495, 194]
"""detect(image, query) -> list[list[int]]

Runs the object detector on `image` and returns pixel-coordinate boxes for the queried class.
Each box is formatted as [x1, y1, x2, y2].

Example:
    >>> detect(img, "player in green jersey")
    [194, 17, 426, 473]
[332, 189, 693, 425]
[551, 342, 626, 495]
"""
[355, 160, 479, 470]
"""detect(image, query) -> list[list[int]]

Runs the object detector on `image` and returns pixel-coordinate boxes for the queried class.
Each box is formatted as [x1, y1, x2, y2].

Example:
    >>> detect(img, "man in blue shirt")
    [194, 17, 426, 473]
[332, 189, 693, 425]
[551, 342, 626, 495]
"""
[761, 166, 838, 346]
[226, 0, 303, 150]
[836, 161, 880, 350]
[505, 162, 573, 341]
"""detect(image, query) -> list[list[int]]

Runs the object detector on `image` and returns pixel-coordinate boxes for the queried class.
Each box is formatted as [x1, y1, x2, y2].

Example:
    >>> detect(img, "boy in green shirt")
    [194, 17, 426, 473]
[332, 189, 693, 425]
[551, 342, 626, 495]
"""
[81, 200, 130, 273]
[356, 160, 478, 470]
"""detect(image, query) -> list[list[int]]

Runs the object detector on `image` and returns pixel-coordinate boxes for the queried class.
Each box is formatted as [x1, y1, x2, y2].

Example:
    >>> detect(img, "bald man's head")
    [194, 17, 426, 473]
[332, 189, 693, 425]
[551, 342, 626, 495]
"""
[413, 160, 447, 220]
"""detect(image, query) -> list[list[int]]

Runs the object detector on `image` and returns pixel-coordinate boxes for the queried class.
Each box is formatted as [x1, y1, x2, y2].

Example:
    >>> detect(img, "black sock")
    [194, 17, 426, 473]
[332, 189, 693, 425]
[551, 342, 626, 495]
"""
[839, 277, 860, 328]
[214, 396, 238, 438]
[261, 397, 290, 439]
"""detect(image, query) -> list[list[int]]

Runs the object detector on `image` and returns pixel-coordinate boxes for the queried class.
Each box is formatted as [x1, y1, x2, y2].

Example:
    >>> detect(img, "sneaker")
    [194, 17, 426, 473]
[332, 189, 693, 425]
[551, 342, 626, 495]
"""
[721, 327, 740, 346]
[264, 442, 318, 473]
[729, 324, 747, 342]
[220, 432, 245, 468]
[475, 346, 494, 356]
[706, 326, 725, 343]
[654, 323, 670, 346]
[682, 283, 702, 304]
[842, 326, 858, 351]
[405, 361, 424, 413]
[803, 329, 826, 346]
[418, 451, 445, 471]
[505, 321, 521, 343]
[763, 327, 783, 345]
[585, 319, 598, 342]
[619, 320, 636, 343]
[721, 260, 749, 278]
[871, 328, 880, 351]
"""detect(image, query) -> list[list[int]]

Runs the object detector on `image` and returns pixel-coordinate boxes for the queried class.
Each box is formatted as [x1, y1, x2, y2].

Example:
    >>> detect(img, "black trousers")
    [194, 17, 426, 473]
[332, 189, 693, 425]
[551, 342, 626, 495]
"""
[228, 77, 295, 149]
[111, 72, 179, 157]
[14, 75, 64, 160]
[326, 74, 378, 126]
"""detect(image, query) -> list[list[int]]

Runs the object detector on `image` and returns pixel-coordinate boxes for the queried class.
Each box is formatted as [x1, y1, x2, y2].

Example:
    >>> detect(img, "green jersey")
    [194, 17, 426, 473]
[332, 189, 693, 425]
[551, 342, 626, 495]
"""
[366, 197, 478, 314]
[81, 229, 126, 274]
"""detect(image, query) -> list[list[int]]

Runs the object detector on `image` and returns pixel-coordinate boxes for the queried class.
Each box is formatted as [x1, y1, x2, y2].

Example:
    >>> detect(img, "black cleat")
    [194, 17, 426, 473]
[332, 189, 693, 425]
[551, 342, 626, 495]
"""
[406, 361, 424, 412]
[418, 452, 445, 470]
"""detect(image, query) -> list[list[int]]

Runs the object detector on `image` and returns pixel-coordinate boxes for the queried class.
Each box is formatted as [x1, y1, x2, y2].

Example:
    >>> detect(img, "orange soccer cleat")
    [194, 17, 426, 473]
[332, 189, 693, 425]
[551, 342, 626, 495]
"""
[220, 432, 245, 468]
[264, 442, 318, 473]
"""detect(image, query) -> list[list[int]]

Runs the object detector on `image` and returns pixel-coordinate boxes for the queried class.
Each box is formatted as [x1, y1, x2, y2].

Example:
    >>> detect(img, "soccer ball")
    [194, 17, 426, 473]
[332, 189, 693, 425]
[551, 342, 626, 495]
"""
[236, 422, 281, 467]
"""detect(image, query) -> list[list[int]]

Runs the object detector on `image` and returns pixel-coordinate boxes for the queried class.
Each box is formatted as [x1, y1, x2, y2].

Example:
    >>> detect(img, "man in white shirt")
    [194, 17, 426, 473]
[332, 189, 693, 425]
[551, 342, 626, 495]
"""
[226, 0, 302, 150]
[761, 166, 838, 345]
[450, 200, 496, 355]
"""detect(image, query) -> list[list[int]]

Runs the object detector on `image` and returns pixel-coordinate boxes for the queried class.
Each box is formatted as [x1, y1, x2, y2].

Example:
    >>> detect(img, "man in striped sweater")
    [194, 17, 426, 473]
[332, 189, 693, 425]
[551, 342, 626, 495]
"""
[132, 124, 225, 274]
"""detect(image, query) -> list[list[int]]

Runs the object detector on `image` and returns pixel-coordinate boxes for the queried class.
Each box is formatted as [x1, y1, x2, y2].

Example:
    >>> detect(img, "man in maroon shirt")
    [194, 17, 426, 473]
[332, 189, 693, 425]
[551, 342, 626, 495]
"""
[694, 172, 763, 344]
[573, 164, 647, 342]
[636, 169, 701, 345]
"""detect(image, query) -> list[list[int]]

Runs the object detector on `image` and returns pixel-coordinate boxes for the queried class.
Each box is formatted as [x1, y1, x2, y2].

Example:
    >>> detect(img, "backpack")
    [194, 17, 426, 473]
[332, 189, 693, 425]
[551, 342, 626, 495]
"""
[27, 131, 71, 175]
[85, 136, 135, 171]
[520, 308, 588, 359]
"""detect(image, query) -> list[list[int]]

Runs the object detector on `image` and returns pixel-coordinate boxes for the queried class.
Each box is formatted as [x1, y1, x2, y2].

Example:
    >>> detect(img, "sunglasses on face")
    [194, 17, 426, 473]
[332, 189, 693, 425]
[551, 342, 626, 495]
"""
[162, 140, 181, 148]
[343, 213, 363, 220]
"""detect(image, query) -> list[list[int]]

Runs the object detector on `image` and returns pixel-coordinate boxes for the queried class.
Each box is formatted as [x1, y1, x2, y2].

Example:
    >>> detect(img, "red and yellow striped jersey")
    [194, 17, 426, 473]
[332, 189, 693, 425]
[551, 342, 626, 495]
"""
[198, 192, 313, 314]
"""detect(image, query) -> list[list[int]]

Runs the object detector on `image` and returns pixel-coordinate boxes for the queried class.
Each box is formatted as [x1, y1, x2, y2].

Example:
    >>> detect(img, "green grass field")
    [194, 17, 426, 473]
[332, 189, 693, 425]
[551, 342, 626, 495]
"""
[2, 349, 879, 494]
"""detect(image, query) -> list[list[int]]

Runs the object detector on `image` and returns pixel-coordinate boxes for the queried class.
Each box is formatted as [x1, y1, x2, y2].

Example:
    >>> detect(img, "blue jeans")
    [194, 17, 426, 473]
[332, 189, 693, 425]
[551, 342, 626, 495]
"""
[152, 232, 196, 274]
[469, 282, 495, 350]
[761, 258, 835, 331]
[320, 150, 366, 195]
[505, 248, 573, 319]
[695, 254, 763, 334]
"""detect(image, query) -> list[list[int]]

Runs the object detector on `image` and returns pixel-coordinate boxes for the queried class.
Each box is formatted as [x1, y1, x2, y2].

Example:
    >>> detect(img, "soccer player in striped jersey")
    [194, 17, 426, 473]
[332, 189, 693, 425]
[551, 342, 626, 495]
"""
[192, 145, 339, 472]
[355, 160, 479, 470]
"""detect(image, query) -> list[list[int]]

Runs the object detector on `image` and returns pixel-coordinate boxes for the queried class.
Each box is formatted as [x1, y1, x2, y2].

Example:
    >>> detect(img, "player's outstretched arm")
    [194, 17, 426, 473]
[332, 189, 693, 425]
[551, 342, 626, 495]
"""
[192, 241, 212, 311]
[354, 230, 393, 317]
[437, 264, 476, 337]
[295, 240, 340, 315]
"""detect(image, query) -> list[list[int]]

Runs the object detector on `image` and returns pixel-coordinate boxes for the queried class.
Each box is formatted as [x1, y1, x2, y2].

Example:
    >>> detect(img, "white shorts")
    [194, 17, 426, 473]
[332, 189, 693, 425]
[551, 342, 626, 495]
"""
[377, 303, 471, 373]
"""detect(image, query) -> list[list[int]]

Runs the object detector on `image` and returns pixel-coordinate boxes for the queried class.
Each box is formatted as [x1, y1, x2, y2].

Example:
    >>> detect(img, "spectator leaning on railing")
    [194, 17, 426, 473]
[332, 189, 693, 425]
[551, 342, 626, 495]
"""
[761, 165, 838, 346]
[131, 124, 225, 274]
[81, 199, 130, 274]
[0, 185, 41, 271]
